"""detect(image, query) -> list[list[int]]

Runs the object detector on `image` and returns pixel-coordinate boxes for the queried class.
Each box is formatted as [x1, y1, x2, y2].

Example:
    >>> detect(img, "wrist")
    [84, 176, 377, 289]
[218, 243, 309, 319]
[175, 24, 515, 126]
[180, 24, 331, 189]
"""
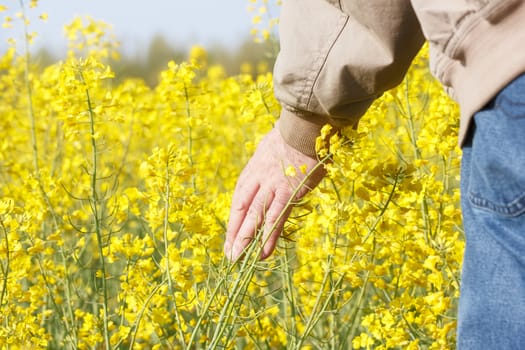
[277, 108, 328, 158]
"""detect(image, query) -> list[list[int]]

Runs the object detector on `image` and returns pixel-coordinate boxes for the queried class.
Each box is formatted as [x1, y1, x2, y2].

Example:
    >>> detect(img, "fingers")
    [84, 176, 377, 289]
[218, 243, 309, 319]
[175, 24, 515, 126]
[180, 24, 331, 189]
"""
[224, 127, 326, 262]
[260, 189, 293, 260]
[225, 184, 294, 261]
[225, 185, 275, 261]
[224, 181, 259, 260]
[226, 181, 258, 239]
[234, 190, 274, 260]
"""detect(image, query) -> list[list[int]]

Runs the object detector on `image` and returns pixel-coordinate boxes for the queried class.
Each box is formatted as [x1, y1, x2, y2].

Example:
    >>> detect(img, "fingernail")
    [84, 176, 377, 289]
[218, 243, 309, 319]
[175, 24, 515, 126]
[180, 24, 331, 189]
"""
[231, 244, 242, 261]
[224, 241, 232, 259]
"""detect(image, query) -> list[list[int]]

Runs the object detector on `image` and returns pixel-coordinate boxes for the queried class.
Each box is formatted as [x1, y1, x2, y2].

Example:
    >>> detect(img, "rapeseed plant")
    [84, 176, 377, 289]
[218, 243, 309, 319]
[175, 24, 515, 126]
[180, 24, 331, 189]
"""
[0, 1, 462, 349]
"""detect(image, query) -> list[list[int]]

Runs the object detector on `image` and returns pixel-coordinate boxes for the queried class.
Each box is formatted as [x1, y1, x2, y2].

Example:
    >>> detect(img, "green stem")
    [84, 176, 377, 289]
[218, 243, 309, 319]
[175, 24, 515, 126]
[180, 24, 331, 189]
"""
[183, 84, 196, 191]
[295, 256, 345, 350]
[208, 154, 332, 348]
[403, 78, 434, 245]
[85, 84, 111, 350]
[207, 245, 260, 348]
[128, 282, 165, 350]
[162, 156, 187, 348]
[19, 2, 77, 346]
[338, 270, 371, 350]
[282, 247, 298, 347]
[0, 218, 9, 310]
[404, 78, 422, 161]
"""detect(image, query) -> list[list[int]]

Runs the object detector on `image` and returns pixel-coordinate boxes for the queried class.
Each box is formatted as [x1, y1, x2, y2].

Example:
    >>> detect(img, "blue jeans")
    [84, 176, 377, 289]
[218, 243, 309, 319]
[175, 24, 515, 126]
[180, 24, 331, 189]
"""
[458, 73, 525, 349]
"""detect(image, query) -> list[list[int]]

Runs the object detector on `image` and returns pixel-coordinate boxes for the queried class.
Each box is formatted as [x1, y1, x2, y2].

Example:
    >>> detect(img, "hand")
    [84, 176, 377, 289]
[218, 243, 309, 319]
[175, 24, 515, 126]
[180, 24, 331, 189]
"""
[224, 126, 326, 261]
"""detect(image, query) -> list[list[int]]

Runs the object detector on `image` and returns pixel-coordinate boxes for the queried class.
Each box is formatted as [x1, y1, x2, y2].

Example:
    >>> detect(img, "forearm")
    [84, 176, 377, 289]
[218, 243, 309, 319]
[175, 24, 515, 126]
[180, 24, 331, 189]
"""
[274, 0, 425, 154]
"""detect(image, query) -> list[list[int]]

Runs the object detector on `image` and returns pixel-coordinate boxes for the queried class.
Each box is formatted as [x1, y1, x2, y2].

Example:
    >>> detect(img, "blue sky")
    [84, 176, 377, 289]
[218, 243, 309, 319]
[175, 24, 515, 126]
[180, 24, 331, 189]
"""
[3, 0, 264, 55]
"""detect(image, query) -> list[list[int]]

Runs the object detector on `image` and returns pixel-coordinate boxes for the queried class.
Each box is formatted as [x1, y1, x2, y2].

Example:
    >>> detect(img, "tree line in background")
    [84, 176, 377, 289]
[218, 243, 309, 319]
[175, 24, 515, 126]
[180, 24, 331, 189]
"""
[32, 34, 278, 86]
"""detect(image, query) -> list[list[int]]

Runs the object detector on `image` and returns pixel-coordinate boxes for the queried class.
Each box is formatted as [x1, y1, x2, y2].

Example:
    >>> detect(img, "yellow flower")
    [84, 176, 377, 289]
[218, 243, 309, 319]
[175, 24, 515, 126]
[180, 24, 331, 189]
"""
[284, 165, 296, 177]
[0, 17, 460, 348]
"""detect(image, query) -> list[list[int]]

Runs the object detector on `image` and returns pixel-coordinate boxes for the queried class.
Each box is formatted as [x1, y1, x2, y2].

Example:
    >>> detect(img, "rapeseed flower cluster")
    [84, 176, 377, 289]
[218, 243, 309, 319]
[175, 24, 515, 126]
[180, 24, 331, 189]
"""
[0, 2, 462, 349]
[247, 0, 281, 43]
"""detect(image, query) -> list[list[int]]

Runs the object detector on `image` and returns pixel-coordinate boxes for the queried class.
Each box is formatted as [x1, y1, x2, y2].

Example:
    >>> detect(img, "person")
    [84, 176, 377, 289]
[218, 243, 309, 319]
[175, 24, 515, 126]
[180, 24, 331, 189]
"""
[223, 0, 525, 348]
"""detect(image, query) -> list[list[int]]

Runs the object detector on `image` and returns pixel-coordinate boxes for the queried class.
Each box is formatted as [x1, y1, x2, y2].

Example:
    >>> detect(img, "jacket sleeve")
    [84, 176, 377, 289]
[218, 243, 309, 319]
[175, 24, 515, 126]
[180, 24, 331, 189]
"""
[274, 0, 425, 157]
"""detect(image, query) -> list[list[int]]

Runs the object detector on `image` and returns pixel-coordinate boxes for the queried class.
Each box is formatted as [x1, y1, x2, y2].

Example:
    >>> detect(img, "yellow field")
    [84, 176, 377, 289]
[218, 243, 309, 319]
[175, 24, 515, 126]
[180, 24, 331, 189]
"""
[0, 4, 463, 350]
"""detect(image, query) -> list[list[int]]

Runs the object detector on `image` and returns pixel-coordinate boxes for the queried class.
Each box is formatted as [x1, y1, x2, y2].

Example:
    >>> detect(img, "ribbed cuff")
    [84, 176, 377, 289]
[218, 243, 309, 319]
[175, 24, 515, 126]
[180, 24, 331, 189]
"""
[277, 109, 327, 158]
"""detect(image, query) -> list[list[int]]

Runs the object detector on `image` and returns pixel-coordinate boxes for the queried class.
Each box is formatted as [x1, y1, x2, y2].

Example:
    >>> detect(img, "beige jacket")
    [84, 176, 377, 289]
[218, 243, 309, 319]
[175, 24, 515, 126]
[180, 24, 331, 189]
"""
[274, 0, 525, 157]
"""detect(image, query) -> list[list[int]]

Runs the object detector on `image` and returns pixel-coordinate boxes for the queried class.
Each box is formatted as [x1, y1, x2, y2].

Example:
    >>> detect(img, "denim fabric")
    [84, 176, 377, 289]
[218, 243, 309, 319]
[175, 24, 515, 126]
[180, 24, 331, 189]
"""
[458, 73, 525, 349]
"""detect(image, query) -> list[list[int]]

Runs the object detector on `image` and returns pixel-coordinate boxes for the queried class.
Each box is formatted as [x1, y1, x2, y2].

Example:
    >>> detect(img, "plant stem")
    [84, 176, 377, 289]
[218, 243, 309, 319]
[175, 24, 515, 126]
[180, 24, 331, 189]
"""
[162, 153, 187, 348]
[85, 83, 111, 350]
[282, 246, 298, 347]
[0, 218, 9, 310]
[183, 84, 197, 191]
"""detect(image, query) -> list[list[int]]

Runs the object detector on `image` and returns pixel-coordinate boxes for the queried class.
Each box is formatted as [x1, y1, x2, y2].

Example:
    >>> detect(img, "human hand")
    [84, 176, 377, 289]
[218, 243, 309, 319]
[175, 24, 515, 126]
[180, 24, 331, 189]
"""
[224, 126, 326, 261]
